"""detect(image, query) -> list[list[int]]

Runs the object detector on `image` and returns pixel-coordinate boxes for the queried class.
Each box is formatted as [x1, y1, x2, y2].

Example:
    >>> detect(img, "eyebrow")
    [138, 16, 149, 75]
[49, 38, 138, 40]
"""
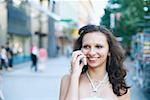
[82, 43, 104, 46]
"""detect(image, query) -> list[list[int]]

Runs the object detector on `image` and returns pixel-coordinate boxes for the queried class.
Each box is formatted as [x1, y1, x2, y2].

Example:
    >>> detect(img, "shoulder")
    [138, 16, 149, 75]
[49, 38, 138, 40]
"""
[59, 74, 71, 100]
[118, 89, 131, 100]
[60, 74, 70, 85]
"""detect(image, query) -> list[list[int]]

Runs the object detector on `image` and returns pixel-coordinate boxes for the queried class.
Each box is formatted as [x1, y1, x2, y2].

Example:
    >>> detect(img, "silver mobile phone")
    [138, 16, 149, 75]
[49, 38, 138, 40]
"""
[82, 57, 87, 65]
[81, 49, 87, 65]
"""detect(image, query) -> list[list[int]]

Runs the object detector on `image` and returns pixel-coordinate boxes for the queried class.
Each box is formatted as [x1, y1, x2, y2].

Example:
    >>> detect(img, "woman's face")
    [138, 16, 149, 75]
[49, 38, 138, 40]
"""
[82, 32, 109, 68]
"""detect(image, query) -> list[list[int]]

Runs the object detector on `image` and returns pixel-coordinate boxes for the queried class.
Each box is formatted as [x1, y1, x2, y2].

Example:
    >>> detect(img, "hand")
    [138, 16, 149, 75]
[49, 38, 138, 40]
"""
[70, 50, 86, 76]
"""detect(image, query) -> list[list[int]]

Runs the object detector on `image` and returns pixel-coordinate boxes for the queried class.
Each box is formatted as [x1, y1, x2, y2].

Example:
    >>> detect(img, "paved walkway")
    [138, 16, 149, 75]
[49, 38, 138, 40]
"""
[1, 56, 70, 100]
[0, 56, 150, 100]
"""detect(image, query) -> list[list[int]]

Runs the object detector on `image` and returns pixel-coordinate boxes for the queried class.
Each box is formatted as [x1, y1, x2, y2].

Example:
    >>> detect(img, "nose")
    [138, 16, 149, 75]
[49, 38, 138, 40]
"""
[88, 47, 96, 56]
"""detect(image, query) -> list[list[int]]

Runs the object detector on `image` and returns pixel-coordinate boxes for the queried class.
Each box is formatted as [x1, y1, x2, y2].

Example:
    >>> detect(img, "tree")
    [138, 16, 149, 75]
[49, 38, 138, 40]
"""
[101, 0, 144, 45]
[100, 8, 111, 29]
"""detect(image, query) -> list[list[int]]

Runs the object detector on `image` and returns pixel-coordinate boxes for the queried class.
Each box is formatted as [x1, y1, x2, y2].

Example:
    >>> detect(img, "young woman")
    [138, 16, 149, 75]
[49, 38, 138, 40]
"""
[59, 25, 130, 100]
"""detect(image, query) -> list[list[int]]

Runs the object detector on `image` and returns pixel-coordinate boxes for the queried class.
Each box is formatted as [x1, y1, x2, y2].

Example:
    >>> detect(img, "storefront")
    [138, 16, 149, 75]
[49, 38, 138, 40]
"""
[7, 0, 31, 64]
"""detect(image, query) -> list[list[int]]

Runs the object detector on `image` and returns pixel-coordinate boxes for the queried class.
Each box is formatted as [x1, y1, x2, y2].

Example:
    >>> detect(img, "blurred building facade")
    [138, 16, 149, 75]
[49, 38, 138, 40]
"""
[0, 0, 100, 63]
[0, 0, 60, 64]
[0, 0, 7, 45]
[7, 0, 31, 63]
[55, 0, 95, 55]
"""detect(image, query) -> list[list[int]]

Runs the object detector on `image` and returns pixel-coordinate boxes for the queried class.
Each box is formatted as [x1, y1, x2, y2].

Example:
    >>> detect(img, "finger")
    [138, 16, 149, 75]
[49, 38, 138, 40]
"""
[71, 54, 84, 68]
[72, 50, 83, 62]
[70, 54, 84, 72]
[75, 54, 85, 65]
[72, 50, 82, 57]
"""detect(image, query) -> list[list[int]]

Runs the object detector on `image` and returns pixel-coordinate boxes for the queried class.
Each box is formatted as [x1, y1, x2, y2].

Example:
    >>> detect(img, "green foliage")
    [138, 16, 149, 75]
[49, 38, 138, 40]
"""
[120, 0, 144, 28]
[101, 0, 145, 46]
[100, 8, 111, 28]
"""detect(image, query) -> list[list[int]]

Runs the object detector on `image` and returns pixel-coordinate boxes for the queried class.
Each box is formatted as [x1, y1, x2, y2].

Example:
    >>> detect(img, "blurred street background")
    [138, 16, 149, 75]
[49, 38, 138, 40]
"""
[0, 0, 149, 100]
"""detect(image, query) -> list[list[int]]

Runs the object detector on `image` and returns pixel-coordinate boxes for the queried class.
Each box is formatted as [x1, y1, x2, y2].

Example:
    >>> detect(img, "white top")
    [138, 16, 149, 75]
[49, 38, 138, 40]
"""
[1, 48, 7, 60]
[81, 97, 107, 100]
[32, 46, 38, 55]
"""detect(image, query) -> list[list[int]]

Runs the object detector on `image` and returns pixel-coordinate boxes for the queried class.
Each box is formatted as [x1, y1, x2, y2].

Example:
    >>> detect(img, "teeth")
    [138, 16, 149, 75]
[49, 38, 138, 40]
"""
[89, 58, 97, 60]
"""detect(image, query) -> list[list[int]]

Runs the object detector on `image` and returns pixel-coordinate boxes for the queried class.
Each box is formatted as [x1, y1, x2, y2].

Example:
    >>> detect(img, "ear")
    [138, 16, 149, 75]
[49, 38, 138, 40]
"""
[108, 52, 111, 56]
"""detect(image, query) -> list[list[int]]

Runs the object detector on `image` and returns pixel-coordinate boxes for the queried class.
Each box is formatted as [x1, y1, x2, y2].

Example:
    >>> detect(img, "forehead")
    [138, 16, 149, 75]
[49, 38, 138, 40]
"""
[82, 32, 107, 44]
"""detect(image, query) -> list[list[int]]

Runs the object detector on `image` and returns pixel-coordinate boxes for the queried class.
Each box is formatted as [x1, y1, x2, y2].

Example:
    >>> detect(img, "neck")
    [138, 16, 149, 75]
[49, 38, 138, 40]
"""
[87, 66, 107, 81]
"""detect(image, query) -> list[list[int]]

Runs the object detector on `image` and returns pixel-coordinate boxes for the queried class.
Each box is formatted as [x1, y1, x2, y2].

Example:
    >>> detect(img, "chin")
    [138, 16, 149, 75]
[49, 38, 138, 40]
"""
[88, 60, 106, 68]
[88, 63, 100, 68]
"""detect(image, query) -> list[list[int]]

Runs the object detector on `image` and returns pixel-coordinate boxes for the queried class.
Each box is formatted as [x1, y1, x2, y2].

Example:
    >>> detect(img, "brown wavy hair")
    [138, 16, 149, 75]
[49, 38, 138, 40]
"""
[73, 25, 130, 96]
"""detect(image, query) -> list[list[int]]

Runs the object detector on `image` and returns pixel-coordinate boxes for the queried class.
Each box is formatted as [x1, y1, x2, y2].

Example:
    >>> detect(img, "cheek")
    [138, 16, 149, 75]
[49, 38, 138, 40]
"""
[99, 50, 109, 57]
[82, 50, 88, 55]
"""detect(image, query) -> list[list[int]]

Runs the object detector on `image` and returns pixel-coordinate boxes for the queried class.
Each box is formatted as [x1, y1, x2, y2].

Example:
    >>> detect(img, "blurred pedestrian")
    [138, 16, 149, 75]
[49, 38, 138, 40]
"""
[56, 44, 60, 56]
[133, 52, 143, 81]
[0, 45, 8, 71]
[65, 44, 72, 58]
[59, 25, 130, 100]
[6, 43, 13, 71]
[30, 45, 38, 72]
[38, 48, 47, 71]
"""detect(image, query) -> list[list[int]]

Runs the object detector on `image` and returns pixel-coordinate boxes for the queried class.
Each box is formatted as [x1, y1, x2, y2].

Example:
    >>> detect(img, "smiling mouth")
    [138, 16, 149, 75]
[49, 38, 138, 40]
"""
[88, 57, 99, 61]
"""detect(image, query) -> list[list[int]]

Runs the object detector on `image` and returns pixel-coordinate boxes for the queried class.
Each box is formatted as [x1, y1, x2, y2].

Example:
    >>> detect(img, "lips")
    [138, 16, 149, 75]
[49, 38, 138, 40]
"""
[88, 57, 99, 62]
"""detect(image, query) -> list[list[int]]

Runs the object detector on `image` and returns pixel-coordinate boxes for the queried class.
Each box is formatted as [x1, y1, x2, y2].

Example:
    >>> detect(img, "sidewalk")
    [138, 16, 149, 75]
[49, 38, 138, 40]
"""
[2, 56, 70, 100]
[1, 57, 150, 100]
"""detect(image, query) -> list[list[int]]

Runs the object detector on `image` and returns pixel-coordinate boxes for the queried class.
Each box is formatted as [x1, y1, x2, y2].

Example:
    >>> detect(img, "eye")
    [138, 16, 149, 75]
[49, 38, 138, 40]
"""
[82, 45, 90, 49]
[95, 45, 103, 49]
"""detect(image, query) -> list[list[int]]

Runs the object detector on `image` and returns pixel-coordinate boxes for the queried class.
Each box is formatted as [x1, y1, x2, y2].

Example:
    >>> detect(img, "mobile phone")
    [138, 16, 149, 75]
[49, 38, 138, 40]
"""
[82, 57, 87, 65]
[81, 49, 87, 65]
